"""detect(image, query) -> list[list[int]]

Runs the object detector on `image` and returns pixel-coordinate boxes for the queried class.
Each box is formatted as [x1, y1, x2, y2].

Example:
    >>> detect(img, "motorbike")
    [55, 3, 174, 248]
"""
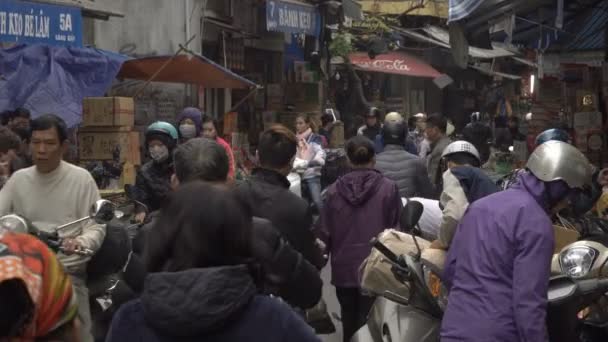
[352, 200, 443, 342]
[353, 202, 608, 342]
[89, 184, 150, 342]
[550, 215, 608, 341]
[0, 199, 117, 256]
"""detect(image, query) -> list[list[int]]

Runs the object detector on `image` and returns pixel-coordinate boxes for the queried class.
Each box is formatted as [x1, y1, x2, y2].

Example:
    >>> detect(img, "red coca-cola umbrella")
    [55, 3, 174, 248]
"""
[348, 52, 441, 78]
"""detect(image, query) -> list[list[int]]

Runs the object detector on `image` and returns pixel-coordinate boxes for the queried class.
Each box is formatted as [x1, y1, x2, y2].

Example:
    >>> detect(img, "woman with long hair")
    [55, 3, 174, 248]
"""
[106, 182, 320, 342]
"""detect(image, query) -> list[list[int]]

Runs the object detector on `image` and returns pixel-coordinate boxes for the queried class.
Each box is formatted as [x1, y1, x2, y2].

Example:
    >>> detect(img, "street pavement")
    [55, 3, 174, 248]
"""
[319, 264, 342, 342]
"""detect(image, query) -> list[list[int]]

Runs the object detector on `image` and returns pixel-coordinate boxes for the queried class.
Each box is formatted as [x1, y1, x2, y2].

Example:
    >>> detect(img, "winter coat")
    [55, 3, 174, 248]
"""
[106, 265, 320, 342]
[296, 132, 326, 180]
[127, 215, 322, 310]
[236, 168, 325, 269]
[375, 145, 435, 198]
[133, 160, 173, 212]
[437, 166, 499, 248]
[441, 172, 558, 342]
[426, 135, 451, 187]
[216, 137, 236, 181]
[462, 122, 492, 163]
[373, 134, 418, 155]
[357, 124, 382, 141]
[316, 169, 401, 287]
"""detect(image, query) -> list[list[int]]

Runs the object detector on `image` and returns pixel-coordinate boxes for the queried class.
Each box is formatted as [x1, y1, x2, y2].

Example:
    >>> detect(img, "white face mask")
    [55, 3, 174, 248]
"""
[179, 124, 197, 139]
[149, 145, 169, 163]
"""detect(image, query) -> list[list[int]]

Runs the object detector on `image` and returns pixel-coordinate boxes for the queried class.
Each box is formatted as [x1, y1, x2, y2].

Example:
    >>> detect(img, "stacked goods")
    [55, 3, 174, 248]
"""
[78, 97, 140, 188]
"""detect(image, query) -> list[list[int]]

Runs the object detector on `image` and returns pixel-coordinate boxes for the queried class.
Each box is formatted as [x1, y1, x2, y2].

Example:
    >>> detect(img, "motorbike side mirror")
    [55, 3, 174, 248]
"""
[0, 214, 30, 234]
[90, 200, 116, 224]
[400, 200, 424, 235]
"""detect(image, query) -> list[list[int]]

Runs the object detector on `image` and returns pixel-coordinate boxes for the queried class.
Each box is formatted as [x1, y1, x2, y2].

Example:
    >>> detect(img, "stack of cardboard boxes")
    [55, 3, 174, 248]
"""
[78, 97, 141, 187]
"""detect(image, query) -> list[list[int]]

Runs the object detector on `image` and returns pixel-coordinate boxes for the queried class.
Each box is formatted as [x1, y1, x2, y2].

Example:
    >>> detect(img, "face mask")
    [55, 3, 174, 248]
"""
[149, 145, 169, 163]
[179, 124, 197, 139]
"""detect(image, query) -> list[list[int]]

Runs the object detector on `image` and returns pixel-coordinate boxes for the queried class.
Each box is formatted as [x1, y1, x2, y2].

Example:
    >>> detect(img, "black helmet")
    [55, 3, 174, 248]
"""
[382, 120, 406, 145]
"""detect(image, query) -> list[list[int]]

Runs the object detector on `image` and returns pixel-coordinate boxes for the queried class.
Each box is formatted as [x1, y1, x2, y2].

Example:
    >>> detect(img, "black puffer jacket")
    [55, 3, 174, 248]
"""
[127, 215, 322, 309]
[133, 161, 173, 212]
[375, 145, 435, 198]
[106, 266, 320, 342]
[236, 168, 325, 269]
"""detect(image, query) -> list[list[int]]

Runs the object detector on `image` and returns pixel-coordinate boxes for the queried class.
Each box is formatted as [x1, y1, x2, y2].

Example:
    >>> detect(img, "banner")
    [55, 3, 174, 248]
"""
[266, 0, 321, 37]
[0, 0, 82, 47]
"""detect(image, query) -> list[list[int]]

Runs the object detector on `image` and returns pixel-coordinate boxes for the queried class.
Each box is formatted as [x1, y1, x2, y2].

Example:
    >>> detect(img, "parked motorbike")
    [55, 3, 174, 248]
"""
[352, 200, 443, 342]
[550, 215, 608, 341]
[353, 202, 608, 342]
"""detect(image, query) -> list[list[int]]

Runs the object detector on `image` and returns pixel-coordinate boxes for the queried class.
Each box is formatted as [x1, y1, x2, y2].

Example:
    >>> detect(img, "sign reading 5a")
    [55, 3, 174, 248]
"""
[0, 0, 82, 47]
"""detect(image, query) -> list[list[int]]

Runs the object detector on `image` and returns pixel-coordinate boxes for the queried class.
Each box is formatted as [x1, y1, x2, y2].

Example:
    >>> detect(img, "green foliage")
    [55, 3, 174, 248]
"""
[329, 32, 353, 58]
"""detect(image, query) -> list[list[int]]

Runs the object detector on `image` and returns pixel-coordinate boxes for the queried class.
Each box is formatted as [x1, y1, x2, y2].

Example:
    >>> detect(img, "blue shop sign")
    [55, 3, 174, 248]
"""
[266, 0, 321, 37]
[0, 0, 82, 47]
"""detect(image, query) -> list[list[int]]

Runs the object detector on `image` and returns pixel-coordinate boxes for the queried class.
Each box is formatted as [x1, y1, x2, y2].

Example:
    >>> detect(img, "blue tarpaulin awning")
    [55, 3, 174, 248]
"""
[0, 44, 129, 127]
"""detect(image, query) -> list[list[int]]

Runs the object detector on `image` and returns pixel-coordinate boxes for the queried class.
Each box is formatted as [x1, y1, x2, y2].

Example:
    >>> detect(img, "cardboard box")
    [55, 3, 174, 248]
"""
[78, 127, 141, 165]
[82, 97, 135, 127]
[553, 225, 580, 254]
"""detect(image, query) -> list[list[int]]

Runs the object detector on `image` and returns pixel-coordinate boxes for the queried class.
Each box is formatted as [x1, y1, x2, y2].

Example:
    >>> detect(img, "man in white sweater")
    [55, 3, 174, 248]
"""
[0, 114, 105, 342]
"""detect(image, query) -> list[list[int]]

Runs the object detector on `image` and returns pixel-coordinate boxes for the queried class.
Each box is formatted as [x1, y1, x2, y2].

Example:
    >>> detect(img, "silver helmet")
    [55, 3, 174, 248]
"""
[526, 140, 594, 189]
[442, 140, 481, 165]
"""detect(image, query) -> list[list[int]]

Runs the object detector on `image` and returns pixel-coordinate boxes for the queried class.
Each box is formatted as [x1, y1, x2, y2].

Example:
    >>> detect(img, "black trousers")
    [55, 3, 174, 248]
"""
[336, 287, 375, 342]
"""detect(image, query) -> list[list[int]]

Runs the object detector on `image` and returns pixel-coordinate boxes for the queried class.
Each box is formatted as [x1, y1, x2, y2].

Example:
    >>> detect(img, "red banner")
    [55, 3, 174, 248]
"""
[349, 52, 441, 78]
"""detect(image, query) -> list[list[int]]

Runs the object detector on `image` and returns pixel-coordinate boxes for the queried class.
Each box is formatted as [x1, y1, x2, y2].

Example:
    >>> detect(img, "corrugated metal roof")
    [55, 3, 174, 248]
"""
[564, 1, 608, 51]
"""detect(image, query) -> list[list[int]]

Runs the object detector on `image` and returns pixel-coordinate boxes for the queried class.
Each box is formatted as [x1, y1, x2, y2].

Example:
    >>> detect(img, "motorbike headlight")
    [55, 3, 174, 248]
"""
[423, 265, 448, 311]
[559, 246, 598, 279]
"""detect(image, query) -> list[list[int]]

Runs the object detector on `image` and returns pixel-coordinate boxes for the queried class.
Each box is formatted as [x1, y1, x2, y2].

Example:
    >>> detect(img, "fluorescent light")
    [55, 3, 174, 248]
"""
[530, 74, 535, 94]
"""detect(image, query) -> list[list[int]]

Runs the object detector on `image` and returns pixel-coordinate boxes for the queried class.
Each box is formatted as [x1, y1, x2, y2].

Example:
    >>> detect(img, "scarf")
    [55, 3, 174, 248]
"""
[296, 128, 314, 161]
[0, 230, 78, 339]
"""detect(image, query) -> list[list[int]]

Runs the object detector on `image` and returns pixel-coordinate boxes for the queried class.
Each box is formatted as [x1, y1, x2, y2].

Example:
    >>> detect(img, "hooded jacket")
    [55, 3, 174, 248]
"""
[106, 265, 320, 342]
[133, 160, 173, 213]
[177, 107, 203, 137]
[316, 169, 401, 287]
[375, 145, 435, 198]
[441, 172, 560, 342]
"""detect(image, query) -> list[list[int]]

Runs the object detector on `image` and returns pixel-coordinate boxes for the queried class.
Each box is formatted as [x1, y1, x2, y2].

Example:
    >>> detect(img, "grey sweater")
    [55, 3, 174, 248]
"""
[0, 161, 105, 274]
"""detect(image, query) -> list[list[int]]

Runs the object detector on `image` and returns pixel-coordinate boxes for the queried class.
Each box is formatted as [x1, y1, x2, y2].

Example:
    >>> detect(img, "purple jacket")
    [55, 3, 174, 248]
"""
[317, 169, 401, 287]
[441, 172, 560, 342]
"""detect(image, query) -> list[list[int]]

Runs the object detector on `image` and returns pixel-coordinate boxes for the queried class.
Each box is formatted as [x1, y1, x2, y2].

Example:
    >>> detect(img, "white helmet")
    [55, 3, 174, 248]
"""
[527, 140, 594, 189]
[442, 140, 481, 165]
[385, 112, 403, 124]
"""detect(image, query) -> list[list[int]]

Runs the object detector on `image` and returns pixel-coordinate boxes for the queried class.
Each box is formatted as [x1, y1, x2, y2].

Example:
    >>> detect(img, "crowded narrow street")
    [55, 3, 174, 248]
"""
[1, 0, 608, 341]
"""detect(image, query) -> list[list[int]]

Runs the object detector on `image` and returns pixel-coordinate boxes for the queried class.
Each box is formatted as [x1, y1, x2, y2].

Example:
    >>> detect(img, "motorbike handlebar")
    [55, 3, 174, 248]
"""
[59, 246, 95, 257]
[371, 238, 403, 266]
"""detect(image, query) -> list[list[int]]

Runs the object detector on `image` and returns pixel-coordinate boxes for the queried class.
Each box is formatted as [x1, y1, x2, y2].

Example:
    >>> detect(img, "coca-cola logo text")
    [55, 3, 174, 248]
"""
[355, 59, 411, 71]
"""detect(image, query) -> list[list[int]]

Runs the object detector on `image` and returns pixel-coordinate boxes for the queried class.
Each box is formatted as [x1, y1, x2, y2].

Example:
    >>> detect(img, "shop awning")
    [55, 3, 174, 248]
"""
[117, 53, 257, 89]
[348, 52, 442, 78]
